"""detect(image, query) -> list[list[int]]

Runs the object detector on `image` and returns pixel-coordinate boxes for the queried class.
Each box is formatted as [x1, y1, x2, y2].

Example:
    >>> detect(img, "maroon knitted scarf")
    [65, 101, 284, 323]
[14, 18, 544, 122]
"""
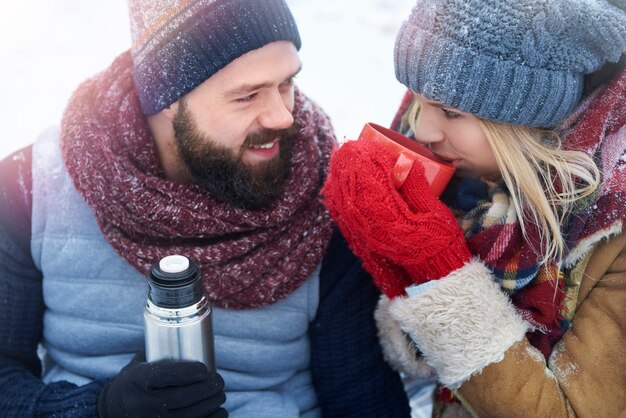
[60, 51, 336, 309]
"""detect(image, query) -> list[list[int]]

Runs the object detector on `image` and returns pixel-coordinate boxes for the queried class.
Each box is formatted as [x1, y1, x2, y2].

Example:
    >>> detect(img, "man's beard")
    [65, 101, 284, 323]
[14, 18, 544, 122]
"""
[172, 101, 296, 210]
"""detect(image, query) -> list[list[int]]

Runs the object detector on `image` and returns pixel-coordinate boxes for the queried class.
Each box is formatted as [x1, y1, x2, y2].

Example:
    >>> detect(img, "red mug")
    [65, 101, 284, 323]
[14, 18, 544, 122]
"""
[358, 122, 455, 197]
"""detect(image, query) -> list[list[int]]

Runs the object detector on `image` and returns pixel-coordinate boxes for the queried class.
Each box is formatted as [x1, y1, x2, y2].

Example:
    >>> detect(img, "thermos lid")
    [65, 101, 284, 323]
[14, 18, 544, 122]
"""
[159, 255, 190, 274]
[148, 255, 205, 308]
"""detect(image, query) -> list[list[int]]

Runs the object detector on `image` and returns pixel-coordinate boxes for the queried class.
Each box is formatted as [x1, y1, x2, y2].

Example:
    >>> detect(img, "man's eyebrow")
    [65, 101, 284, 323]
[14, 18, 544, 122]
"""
[225, 65, 302, 96]
[226, 82, 272, 96]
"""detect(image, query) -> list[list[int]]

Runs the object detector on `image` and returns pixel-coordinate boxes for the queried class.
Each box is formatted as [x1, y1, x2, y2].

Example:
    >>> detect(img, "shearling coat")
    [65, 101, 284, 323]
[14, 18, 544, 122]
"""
[460, 229, 626, 417]
[377, 228, 626, 418]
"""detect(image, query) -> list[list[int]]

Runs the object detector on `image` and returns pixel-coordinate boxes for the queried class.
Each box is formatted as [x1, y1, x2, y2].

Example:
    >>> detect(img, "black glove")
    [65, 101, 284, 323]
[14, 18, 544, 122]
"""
[98, 353, 227, 418]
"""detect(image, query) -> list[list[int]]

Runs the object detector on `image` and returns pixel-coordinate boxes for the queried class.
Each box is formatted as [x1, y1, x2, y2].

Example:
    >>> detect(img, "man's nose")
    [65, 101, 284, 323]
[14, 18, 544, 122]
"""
[257, 91, 294, 130]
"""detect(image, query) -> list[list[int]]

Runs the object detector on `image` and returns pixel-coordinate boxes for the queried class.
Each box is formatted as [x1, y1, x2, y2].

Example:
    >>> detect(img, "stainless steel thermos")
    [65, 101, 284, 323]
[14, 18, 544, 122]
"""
[143, 255, 215, 371]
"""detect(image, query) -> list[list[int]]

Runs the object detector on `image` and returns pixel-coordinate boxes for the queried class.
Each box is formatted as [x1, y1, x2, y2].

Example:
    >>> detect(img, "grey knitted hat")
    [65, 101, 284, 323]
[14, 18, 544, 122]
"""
[395, 0, 626, 127]
[129, 0, 301, 115]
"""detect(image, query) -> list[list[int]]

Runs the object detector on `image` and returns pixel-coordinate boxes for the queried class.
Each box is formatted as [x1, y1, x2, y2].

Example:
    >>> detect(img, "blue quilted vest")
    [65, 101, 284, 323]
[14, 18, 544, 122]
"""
[31, 128, 321, 417]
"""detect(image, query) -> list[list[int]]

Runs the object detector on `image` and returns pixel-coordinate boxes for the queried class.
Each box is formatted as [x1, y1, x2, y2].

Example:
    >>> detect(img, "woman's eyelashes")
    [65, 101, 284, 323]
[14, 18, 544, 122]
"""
[441, 108, 460, 119]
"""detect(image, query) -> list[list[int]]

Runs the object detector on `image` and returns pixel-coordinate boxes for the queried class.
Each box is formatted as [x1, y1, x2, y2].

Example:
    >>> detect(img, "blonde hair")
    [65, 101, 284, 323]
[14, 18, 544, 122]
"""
[403, 98, 600, 263]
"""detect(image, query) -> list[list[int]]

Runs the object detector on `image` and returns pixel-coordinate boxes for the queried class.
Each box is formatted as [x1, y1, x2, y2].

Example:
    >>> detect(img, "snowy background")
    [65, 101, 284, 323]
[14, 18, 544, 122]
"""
[0, 0, 416, 160]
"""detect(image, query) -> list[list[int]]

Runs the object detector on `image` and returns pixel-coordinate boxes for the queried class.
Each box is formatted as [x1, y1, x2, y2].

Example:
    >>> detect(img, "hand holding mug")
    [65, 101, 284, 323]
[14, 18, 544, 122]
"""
[322, 124, 470, 298]
[358, 122, 455, 196]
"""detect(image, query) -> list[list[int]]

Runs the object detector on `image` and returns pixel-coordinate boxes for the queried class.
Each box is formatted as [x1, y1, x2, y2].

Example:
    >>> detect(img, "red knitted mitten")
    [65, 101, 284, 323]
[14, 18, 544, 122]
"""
[395, 152, 471, 281]
[322, 139, 471, 298]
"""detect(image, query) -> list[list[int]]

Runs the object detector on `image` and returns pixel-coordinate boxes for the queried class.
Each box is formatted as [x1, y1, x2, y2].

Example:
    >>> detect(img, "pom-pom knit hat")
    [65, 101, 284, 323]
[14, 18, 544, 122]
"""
[394, 0, 626, 127]
[129, 0, 302, 115]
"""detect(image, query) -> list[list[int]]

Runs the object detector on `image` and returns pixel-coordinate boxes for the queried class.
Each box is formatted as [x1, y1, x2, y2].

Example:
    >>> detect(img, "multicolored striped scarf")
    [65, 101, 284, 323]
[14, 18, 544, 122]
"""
[442, 178, 567, 357]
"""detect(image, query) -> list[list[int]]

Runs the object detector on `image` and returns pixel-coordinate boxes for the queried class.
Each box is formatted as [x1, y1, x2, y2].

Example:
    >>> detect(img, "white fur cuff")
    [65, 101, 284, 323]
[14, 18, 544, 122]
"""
[388, 259, 530, 389]
[375, 295, 436, 379]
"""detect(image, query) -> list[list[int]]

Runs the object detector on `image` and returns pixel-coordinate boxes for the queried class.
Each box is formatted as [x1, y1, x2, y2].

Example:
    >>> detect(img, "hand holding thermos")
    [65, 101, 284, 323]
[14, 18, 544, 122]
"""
[98, 255, 227, 417]
[97, 352, 227, 418]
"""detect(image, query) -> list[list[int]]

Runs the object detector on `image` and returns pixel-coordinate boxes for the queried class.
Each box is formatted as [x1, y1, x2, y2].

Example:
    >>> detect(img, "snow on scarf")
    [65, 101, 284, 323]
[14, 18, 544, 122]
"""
[60, 51, 336, 310]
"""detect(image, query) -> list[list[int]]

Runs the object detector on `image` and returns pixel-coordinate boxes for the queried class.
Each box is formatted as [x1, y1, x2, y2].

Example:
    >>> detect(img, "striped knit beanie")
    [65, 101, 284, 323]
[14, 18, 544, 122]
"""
[128, 0, 301, 115]
[395, 0, 626, 127]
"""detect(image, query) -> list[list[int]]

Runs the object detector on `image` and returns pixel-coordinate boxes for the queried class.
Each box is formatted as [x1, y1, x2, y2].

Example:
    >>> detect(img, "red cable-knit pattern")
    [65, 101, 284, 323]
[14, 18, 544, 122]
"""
[322, 139, 470, 298]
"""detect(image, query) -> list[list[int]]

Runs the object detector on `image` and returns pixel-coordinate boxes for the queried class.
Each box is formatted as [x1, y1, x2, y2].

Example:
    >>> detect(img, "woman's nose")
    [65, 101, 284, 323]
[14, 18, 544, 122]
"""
[413, 110, 445, 145]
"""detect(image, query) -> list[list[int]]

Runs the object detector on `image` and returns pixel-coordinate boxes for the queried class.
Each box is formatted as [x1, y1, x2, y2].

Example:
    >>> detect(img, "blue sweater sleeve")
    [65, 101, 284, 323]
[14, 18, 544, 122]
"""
[310, 229, 411, 418]
[0, 147, 104, 417]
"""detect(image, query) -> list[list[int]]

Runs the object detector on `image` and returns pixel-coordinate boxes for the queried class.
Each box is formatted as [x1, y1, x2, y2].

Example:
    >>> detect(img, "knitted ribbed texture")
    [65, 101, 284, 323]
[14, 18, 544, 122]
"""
[0, 225, 104, 417]
[0, 358, 103, 418]
[322, 139, 471, 299]
[310, 230, 411, 418]
[395, 0, 626, 127]
[129, 0, 301, 114]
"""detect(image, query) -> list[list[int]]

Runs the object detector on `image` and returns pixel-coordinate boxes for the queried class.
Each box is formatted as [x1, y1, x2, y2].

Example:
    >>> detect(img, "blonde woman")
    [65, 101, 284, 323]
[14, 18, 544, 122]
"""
[323, 0, 626, 416]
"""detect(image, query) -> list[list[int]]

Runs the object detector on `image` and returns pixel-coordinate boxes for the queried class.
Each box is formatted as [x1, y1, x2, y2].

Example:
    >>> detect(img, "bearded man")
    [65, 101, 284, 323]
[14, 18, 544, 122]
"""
[0, 1, 410, 417]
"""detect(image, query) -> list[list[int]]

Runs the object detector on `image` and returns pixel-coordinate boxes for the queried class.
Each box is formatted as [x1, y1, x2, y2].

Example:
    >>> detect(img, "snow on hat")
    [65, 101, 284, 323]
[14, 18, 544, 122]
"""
[394, 0, 626, 127]
[129, 0, 301, 115]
